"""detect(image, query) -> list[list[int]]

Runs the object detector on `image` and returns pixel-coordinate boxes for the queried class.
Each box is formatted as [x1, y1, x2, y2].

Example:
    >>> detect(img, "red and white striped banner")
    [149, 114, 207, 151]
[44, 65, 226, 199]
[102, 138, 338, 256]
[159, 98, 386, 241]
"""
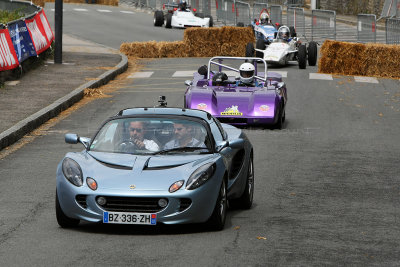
[0, 29, 19, 71]
[25, 12, 52, 55]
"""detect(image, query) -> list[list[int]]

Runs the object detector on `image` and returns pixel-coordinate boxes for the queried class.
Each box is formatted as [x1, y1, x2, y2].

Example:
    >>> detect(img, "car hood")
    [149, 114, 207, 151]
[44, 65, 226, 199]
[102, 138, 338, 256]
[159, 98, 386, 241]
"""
[74, 152, 218, 191]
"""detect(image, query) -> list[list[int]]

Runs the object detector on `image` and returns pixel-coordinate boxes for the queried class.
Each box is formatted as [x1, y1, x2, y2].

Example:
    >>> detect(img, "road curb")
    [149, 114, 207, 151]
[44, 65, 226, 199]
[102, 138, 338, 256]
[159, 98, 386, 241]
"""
[0, 52, 128, 151]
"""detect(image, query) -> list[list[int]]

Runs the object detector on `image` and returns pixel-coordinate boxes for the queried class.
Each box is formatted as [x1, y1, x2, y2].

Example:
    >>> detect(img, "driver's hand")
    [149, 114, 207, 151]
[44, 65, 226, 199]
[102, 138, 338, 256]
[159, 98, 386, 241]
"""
[132, 139, 145, 149]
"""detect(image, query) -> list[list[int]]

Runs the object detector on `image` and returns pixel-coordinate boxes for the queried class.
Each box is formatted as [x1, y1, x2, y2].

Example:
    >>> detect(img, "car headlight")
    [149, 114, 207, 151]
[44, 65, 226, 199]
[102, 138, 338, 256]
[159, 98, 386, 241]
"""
[62, 158, 83, 187]
[186, 163, 216, 190]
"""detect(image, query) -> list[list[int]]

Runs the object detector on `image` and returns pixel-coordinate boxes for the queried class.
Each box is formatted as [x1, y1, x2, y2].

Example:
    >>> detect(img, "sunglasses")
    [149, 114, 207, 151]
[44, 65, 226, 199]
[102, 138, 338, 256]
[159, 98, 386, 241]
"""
[129, 128, 142, 133]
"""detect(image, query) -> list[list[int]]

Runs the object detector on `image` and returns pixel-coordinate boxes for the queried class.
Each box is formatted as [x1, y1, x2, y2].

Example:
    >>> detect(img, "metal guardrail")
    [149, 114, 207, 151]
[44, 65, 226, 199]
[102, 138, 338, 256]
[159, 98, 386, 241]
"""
[253, 2, 268, 21]
[357, 14, 376, 43]
[269, 4, 282, 25]
[386, 18, 400, 44]
[287, 7, 305, 37]
[235, 0, 251, 26]
[311, 9, 336, 42]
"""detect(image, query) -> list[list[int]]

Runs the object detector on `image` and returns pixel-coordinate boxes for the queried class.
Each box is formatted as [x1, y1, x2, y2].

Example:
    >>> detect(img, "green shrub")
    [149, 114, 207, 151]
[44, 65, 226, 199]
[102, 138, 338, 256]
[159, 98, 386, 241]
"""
[0, 9, 25, 24]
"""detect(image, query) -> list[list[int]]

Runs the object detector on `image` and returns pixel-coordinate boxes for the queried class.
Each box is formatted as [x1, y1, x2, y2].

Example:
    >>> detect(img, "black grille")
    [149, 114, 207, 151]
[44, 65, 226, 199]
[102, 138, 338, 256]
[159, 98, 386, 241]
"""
[75, 195, 87, 209]
[97, 196, 167, 213]
[217, 117, 247, 124]
[179, 198, 192, 212]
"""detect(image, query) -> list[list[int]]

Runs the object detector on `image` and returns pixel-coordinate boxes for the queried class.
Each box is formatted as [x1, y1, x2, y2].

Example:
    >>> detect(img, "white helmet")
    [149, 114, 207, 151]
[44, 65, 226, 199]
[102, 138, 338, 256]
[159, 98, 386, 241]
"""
[239, 62, 255, 84]
[260, 13, 269, 24]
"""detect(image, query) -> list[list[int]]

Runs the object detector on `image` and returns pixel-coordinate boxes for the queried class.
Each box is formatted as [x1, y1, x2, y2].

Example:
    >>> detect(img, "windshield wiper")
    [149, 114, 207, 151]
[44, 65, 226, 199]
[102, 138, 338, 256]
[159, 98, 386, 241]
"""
[152, 147, 210, 155]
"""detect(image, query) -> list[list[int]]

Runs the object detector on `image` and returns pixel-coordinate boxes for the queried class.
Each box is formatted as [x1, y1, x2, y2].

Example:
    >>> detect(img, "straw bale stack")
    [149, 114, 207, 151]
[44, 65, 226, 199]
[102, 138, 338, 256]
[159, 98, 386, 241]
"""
[120, 26, 255, 58]
[120, 41, 159, 58]
[158, 41, 189, 58]
[318, 40, 400, 79]
[33, 0, 118, 6]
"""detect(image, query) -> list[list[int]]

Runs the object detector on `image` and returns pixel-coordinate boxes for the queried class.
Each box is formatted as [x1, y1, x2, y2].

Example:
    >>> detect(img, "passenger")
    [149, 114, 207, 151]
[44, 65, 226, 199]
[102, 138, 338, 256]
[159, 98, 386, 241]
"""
[212, 72, 228, 86]
[164, 121, 205, 149]
[127, 121, 159, 151]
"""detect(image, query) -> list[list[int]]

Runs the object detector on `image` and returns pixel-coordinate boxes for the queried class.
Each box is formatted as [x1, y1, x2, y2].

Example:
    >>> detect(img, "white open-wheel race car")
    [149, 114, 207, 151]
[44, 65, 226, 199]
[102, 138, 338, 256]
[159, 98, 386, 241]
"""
[153, 1, 213, 28]
[245, 25, 318, 69]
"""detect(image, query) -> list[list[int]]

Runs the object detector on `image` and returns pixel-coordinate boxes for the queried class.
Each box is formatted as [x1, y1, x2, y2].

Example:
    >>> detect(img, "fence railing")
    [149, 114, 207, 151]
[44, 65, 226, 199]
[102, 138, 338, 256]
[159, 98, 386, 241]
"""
[386, 18, 400, 44]
[235, 0, 251, 26]
[253, 2, 268, 22]
[287, 7, 305, 38]
[357, 14, 376, 43]
[311, 9, 336, 42]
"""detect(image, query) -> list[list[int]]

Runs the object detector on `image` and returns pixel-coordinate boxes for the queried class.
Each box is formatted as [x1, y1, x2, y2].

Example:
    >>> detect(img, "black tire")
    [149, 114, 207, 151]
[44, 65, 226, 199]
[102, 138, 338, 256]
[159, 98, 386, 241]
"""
[207, 179, 227, 231]
[154, 10, 164, 26]
[289, 26, 297, 37]
[298, 44, 307, 69]
[195, 12, 204, 18]
[206, 15, 213, 27]
[245, 42, 254, 57]
[255, 38, 265, 59]
[165, 13, 172, 28]
[237, 22, 244, 27]
[274, 102, 284, 130]
[56, 190, 80, 228]
[307, 41, 318, 66]
[231, 158, 254, 209]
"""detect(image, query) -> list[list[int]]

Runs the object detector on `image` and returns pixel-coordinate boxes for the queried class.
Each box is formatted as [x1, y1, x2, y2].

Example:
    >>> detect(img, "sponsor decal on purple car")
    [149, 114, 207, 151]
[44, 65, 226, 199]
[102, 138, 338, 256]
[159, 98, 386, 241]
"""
[197, 103, 207, 110]
[221, 105, 243, 116]
[259, 105, 270, 112]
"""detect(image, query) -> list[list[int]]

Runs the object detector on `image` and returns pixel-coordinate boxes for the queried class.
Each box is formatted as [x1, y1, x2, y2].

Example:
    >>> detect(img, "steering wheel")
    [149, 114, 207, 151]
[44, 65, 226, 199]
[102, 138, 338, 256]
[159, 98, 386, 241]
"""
[115, 139, 139, 152]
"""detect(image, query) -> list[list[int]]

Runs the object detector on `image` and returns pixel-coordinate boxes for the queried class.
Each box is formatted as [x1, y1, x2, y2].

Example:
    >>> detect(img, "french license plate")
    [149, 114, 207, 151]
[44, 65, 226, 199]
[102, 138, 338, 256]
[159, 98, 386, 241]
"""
[103, 212, 156, 225]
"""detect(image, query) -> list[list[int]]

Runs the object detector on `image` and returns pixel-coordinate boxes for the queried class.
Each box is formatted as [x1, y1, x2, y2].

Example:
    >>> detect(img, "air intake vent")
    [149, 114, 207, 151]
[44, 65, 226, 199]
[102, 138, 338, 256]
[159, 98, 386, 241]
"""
[75, 195, 88, 209]
[179, 198, 192, 212]
[96, 196, 166, 213]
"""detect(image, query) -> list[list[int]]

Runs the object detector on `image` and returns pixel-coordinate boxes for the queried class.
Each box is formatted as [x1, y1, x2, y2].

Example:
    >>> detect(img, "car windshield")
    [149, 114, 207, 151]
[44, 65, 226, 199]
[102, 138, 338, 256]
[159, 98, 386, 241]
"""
[89, 117, 212, 155]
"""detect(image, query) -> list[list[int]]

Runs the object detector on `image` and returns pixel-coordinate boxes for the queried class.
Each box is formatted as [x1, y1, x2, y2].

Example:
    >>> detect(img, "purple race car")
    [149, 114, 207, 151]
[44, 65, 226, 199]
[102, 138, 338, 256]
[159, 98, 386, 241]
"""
[184, 57, 287, 129]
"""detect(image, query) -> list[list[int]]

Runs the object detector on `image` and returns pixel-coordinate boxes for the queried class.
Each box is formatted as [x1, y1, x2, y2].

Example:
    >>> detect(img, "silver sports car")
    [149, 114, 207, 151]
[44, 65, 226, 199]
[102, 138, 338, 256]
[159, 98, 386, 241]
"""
[56, 101, 254, 230]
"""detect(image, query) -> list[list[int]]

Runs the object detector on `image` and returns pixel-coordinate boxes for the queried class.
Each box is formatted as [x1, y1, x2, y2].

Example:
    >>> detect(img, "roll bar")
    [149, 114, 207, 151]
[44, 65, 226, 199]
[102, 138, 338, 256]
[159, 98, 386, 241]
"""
[207, 56, 268, 82]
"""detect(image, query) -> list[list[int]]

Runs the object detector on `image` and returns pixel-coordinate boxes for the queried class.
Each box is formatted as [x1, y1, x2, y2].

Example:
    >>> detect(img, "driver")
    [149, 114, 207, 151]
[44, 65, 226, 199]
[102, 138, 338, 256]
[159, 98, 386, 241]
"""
[127, 121, 159, 151]
[237, 62, 258, 87]
[178, 0, 188, 11]
[164, 121, 204, 149]
[260, 13, 270, 25]
[278, 26, 291, 42]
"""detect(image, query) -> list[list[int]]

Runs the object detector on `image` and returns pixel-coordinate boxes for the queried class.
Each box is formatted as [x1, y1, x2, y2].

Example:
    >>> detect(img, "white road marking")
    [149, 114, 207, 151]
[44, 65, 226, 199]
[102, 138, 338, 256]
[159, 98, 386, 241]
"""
[128, 72, 154, 78]
[74, 8, 89, 12]
[270, 71, 287, 78]
[354, 76, 379, 83]
[309, 73, 333, 80]
[97, 9, 112, 13]
[172, 71, 196, 77]
[120, 11, 135, 14]
[5, 81, 20, 86]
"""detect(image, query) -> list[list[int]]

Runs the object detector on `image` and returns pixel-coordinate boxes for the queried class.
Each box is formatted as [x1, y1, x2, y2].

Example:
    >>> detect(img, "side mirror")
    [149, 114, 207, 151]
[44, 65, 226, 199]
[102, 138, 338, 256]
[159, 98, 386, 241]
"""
[215, 141, 229, 152]
[277, 82, 285, 89]
[228, 139, 244, 149]
[184, 80, 192, 86]
[65, 133, 90, 149]
[65, 133, 78, 144]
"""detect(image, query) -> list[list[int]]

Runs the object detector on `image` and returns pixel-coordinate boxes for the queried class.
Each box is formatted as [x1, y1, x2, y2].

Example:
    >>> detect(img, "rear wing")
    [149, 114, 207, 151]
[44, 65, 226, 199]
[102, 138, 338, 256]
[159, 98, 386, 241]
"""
[207, 57, 268, 82]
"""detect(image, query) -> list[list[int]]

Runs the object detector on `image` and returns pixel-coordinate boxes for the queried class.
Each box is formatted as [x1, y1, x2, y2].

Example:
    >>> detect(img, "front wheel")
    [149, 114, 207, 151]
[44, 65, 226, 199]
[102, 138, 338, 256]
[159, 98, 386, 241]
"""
[298, 44, 307, 69]
[154, 10, 164, 26]
[206, 15, 213, 27]
[245, 42, 254, 57]
[207, 179, 227, 231]
[56, 190, 80, 228]
[230, 158, 254, 209]
[307, 41, 318, 66]
[255, 38, 265, 59]
[165, 13, 172, 28]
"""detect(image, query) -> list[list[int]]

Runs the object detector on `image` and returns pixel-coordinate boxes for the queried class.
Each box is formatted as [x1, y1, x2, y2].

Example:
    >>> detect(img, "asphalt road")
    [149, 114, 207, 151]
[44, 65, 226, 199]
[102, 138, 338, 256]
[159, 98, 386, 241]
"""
[1, 4, 400, 266]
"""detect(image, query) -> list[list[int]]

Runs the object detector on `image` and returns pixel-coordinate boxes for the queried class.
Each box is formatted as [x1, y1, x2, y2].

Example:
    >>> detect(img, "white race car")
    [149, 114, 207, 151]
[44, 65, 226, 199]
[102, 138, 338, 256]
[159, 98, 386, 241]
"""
[246, 26, 318, 69]
[153, 3, 213, 29]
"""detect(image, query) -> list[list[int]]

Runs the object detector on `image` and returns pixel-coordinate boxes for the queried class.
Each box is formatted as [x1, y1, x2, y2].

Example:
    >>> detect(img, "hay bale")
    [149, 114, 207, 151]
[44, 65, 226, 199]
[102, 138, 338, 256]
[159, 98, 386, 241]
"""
[187, 41, 221, 57]
[319, 40, 400, 79]
[219, 26, 254, 44]
[220, 43, 246, 57]
[120, 41, 160, 58]
[158, 41, 189, 58]
[183, 27, 223, 45]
